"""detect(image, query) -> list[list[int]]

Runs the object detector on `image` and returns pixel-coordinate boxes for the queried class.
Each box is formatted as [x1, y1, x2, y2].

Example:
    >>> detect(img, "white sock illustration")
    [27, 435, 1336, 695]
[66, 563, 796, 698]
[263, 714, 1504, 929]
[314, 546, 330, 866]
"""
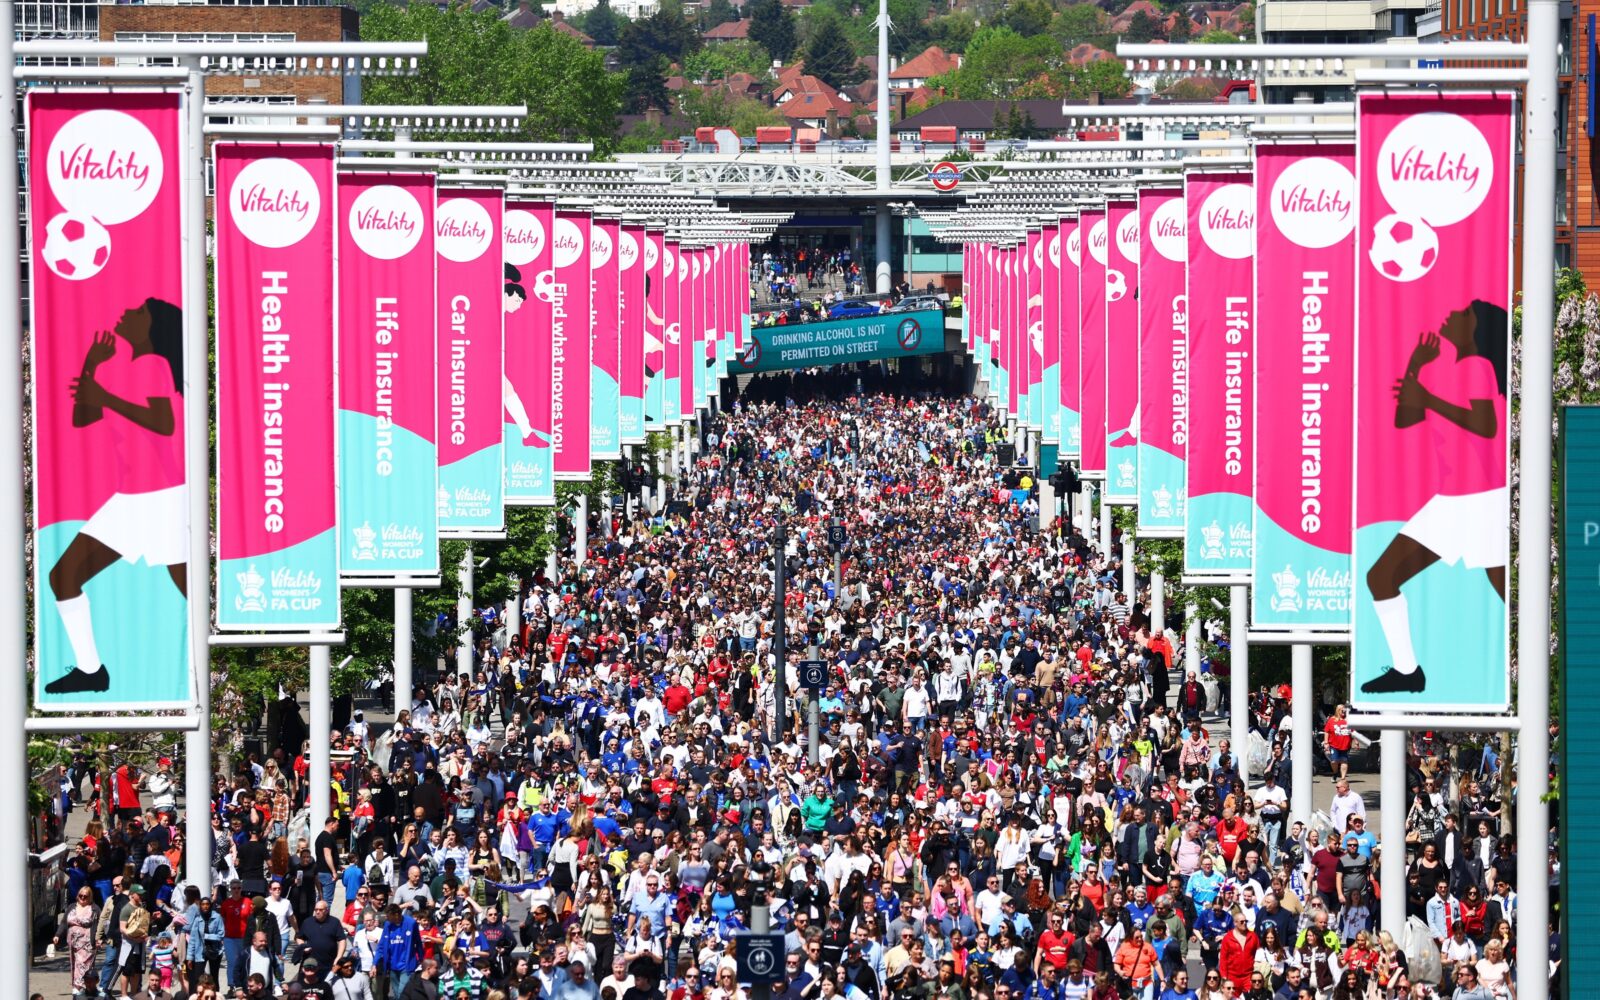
[1373, 594, 1419, 674]
[503, 376, 534, 439]
[56, 594, 102, 673]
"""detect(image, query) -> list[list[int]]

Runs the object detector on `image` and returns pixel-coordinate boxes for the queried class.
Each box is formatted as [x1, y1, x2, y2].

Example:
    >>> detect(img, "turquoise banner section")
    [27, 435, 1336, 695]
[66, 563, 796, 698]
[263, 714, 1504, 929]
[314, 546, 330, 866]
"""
[738, 309, 945, 374]
[1251, 514, 1352, 629]
[34, 521, 190, 708]
[1108, 441, 1138, 505]
[621, 391, 644, 443]
[220, 529, 340, 630]
[1561, 406, 1600, 987]
[1183, 490, 1253, 578]
[592, 369, 621, 459]
[1062, 407, 1082, 460]
[504, 424, 554, 505]
[1044, 363, 1061, 443]
[1353, 521, 1505, 708]
[338, 411, 439, 574]
[1137, 444, 1184, 534]
[440, 445, 505, 532]
[690, 335, 705, 415]
[1040, 444, 1058, 477]
[664, 375, 681, 423]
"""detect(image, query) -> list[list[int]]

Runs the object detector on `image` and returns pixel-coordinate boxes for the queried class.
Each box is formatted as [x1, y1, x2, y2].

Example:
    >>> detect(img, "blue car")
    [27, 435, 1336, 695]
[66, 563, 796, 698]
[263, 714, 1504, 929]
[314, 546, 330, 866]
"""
[828, 300, 879, 319]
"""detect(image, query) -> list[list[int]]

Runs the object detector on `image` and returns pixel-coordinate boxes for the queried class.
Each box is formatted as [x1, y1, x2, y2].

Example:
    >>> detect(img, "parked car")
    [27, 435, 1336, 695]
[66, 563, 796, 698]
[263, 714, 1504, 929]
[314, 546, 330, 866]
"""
[885, 295, 945, 313]
[828, 299, 880, 319]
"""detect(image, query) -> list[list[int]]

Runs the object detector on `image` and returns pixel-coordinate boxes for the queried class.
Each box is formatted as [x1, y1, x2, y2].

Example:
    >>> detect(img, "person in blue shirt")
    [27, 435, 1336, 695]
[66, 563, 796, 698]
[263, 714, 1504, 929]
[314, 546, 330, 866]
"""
[1158, 968, 1200, 1000]
[1191, 896, 1234, 974]
[376, 903, 422, 995]
[1186, 857, 1225, 907]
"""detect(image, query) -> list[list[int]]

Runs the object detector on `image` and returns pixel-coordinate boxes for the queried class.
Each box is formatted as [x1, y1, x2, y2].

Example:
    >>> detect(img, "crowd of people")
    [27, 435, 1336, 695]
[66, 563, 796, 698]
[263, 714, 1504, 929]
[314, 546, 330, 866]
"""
[753, 248, 865, 303]
[43, 388, 1541, 1000]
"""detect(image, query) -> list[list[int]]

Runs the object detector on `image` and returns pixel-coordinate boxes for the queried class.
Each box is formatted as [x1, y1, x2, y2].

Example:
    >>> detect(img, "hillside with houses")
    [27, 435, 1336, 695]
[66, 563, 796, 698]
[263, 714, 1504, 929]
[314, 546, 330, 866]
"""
[358, 0, 1254, 148]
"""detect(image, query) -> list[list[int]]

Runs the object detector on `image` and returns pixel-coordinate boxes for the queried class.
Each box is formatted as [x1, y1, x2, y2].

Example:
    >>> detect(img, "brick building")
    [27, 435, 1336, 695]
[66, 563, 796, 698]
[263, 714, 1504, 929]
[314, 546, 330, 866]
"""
[1424, 0, 1584, 282]
[98, 1, 359, 115]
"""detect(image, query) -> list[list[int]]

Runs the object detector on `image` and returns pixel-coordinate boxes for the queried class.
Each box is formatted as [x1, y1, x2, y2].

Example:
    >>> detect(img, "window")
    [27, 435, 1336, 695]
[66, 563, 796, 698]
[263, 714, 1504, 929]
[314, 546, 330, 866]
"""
[1556, 168, 1569, 224]
[112, 31, 296, 67]
[205, 93, 298, 127]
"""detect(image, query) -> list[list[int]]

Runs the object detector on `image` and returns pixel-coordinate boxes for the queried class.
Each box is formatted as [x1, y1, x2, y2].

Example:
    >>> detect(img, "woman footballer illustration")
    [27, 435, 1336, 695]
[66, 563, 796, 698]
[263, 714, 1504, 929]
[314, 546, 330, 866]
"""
[502, 262, 547, 445]
[45, 297, 185, 695]
[1361, 299, 1508, 695]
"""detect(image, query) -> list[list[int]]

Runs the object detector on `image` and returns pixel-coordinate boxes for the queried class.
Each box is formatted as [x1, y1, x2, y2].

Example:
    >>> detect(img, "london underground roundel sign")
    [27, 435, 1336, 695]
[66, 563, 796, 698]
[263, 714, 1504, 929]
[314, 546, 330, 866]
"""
[930, 161, 962, 192]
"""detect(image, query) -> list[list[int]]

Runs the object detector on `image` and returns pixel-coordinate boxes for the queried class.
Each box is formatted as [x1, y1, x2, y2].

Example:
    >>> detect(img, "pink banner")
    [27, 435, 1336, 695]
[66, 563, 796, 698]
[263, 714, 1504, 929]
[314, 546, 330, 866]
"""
[1136, 188, 1188, 536]
[620, 222, 646, 443]
[590, 217, 622, 459]
[1106, 200, 1140, 501]
[664, 241, 681, 423]
[1005, 247, 1018, 419]
[28, 91, 190, 707]
[1060, 220, 1082, 459]
[551, 209, 592, 481]
[502, 200, 554, 504]
[1352, 94, 1512, 709]
[679, 248, 695, 420]
[337, 172, 438, 575]
[1252, 145, 1356, 629]
[1079, 208, 1108, 477]
[215, 142, 339, 631]
[435, 187, 505, 534]
[1042, 223, 1061, 444]
[1183, 173, 1255, 579]
[1026, 229, 1044, 433]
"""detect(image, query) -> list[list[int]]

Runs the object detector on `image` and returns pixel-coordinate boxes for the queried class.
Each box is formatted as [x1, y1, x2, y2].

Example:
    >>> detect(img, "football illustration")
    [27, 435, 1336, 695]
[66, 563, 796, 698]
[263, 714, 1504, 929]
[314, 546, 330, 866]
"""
[1106, 268, 1128, 302]
[42, 212, 111, 281]
[1368, 213, 1439, 283]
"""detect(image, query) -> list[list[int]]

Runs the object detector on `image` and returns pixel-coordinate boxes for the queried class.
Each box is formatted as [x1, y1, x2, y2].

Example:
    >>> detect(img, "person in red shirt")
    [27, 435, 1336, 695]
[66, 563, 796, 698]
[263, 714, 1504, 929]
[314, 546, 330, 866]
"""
[662, 678, 692, 721]
[1323, 703, 1354, 780]
[1215, 806, 1249, 866]
[217, 881, 254, 989]
[1033, 911, 1075, 974]
[1217, 923, 1259, 992]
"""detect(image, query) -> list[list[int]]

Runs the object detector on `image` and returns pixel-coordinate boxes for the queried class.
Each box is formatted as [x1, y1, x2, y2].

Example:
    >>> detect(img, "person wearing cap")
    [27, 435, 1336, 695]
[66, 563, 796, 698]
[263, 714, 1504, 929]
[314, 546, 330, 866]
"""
[329, 951, 376, 1000]
[117, 883, 152, 998]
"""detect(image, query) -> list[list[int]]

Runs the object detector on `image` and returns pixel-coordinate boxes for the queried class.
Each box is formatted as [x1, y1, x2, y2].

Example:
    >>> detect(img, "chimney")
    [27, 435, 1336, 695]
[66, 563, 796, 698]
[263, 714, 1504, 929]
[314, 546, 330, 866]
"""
[826, 106, 839, 136]
[1088, 90, 1102, 106]
[551, 7, 563, 20]
[646, 106, 664, 127]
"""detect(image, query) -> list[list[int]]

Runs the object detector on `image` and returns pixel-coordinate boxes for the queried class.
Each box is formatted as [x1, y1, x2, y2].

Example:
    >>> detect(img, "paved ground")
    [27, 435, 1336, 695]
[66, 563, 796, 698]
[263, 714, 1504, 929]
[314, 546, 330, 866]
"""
[27, 668, 1381, 998]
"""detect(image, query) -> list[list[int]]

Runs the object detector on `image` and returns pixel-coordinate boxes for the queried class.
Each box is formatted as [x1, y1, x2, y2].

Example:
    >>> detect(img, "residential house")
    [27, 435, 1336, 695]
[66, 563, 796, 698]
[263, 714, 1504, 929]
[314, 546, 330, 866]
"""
[703, 18, 751, 41]
[888, 45, 961, 89]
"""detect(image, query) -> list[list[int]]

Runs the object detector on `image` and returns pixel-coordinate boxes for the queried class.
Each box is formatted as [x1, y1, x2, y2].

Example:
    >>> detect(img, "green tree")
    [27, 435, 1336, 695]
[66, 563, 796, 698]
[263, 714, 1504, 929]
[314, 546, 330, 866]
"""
[683, 39, 774, 82]
[618, 1, 703, 110]
[926, 12, 978, 53]
[1126, 9, 1165, 42]
[1068, 57, 1133, 99]
[1052, 5, 1112, 47]
[360, 2, 623, 152]
[933, 26, 1059, 99]
[683, 87, 786, 131]
[998, 0, 1054, 38]
[1169, 13, 1193, 41]
[748, 0, 800, 62]
[702, 0, 738, 28]
[1197, 28, 1246, 42]
[583, 0, 626, 45]
[802, 14, 866, 90]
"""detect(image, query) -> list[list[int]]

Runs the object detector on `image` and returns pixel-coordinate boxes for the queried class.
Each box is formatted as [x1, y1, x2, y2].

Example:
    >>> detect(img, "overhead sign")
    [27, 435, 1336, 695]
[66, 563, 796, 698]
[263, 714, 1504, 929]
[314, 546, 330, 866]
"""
[737, 309, 944, 373]
[827, 524, 847, 547]
[931, 161, 962, 191]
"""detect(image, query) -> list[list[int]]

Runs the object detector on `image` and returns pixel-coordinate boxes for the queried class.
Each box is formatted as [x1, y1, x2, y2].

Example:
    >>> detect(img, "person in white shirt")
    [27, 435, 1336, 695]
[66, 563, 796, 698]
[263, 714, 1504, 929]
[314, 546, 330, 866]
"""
[1329, 778, 1366, 840]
